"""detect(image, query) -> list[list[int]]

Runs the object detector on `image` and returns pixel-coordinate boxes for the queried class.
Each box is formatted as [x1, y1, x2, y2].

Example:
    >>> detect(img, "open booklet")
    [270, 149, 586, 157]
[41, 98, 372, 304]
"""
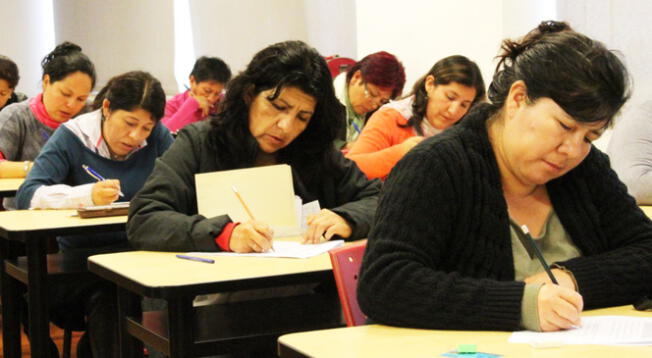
[77, 201, 130, 218]
[195, 164, 321, 238]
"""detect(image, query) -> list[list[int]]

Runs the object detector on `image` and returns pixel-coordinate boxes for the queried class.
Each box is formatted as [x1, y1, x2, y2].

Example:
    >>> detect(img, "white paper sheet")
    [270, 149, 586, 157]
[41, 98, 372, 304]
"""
[188, 240, 343, 259]
[509, 316, 652, 346]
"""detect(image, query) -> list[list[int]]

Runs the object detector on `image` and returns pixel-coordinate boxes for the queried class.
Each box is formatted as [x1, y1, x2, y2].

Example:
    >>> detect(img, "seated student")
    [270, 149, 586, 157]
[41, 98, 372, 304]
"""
[607, 100, 652, 204]
[162, 56, 232, 133]
[357, 21, 652, 332]
[128, 40, 380, 254]
[0, 55, 27, 111]
[15, 71, 173, 357]
[0, 42, 95, 210]
[346, 55, 485, 180]
[333, 51, 405, 149]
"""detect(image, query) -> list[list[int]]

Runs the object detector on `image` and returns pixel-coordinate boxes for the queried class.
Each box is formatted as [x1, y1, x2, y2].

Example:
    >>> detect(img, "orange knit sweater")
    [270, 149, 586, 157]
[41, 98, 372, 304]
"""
[346, 107, 416, 180]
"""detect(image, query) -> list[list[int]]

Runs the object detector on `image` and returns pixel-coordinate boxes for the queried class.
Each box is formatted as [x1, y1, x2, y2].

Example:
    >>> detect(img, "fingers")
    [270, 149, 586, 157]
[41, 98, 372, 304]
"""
[303, 209, 352, 243]
[538, 284, 584, 331]
[230, 221, 274, 253]
[92, 180, 121, 205]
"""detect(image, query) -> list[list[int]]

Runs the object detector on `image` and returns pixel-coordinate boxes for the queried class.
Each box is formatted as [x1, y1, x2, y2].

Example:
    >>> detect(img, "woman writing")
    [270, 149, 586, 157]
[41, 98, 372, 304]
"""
[0, 42, 95, 208]
[16, 71, 173, 357]
[358, 21, 652, 332]
[128, 40, 380, 254]
[346, 55, 485, 180]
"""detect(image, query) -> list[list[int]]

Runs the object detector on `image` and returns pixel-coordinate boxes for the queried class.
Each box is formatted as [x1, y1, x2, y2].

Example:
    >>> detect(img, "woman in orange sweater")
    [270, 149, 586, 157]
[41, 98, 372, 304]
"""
[346, 55, 485, 180]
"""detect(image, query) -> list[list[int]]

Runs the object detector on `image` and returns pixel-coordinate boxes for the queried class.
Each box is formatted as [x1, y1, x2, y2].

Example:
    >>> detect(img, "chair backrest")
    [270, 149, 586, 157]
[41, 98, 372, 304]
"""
[325, 55, 357, 79]
[328, 240, 367, 326]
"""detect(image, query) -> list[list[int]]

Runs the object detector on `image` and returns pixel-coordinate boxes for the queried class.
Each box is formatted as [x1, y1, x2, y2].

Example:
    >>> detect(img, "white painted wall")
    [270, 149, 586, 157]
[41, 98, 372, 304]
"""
[558, 0, 652, 152]
[0, 0, 55, 97]
[355, 0, 557, 95]
[52, 0, 177, 94]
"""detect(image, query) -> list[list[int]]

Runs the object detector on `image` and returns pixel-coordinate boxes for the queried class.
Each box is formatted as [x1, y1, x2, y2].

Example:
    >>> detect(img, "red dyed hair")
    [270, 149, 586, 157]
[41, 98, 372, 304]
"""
[346, 51, 406, 99]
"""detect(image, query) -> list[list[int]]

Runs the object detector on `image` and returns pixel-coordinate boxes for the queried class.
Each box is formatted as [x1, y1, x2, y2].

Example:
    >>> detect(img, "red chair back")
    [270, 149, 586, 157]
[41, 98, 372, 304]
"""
[325, 56, 357, 78]
[328, 240, 367, 326]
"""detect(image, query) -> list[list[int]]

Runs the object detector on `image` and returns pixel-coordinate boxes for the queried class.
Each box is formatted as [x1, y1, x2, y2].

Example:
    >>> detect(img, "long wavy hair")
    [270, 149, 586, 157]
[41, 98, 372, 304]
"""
[209, 40, 344, 177]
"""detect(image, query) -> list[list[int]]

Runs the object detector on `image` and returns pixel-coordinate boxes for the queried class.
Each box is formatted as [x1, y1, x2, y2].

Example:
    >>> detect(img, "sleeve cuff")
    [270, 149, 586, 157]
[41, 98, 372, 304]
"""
[215, 222, 239, 251]
[520, 283, 543, 331]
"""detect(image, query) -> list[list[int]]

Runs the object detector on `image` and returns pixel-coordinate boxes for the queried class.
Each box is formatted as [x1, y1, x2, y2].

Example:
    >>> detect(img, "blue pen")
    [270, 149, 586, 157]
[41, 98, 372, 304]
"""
[176, 254, 215, 264]
[82, 164, 125, 197]
[351, 121, 362, 134]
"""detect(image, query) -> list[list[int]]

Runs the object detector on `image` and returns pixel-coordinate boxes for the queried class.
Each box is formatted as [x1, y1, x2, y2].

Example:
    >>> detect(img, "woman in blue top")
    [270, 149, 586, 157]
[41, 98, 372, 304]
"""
[15, 71, 173, 358]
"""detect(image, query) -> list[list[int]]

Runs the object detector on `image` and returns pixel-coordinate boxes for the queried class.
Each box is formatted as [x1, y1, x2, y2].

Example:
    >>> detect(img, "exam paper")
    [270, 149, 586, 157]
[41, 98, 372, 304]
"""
[509, 316, 652, 346]
[188, 240, 343, 259]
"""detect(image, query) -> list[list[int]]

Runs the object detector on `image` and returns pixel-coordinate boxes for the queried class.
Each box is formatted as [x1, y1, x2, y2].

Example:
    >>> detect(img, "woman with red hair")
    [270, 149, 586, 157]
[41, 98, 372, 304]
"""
[333, 51, 405, 149]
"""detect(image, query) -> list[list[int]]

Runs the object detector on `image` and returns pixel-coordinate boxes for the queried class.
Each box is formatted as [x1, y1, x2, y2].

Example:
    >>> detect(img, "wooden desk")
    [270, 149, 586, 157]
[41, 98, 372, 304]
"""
[88, 250, 341, 357]
[0, 178, 24, 197]
[0, 210, 126, 358]
[278, 305, 652, 358]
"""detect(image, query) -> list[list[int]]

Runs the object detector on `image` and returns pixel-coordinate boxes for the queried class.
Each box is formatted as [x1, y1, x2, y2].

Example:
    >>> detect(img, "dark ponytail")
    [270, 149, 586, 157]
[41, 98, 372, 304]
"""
[41, 41, 96, 87]
[488, 20, 628, 126]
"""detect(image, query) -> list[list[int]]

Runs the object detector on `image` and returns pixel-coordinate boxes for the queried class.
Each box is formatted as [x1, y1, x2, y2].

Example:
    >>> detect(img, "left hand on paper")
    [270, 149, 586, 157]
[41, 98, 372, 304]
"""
[303, 209, 351, 244]
[525, 269, 577, 291]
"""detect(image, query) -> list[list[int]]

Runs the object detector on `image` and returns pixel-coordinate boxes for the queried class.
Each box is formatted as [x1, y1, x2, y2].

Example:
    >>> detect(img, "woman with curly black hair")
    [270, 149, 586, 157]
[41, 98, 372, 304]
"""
[128, 40, 380, 253]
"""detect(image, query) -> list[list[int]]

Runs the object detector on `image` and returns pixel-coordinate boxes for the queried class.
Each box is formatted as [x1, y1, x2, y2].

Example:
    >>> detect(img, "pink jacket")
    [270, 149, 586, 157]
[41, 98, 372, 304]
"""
[161, 91, 221, 133]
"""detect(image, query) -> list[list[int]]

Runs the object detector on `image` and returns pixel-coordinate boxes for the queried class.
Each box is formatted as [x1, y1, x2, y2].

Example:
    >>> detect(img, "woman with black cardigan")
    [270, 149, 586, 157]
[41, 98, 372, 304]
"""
[358, 21, 652, 332]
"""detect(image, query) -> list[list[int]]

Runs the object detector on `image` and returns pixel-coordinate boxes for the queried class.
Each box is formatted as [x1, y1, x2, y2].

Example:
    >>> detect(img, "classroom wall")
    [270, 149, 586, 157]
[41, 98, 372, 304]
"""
[52, 0, 177, 95]
[0, 0, 55, 97]
[355, 0, 556, 95]
[558, 0, 652, 151]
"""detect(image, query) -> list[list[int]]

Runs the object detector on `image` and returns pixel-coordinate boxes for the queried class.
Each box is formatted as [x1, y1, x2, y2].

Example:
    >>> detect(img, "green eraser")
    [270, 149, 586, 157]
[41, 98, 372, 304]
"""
[457, 344, 477, 354]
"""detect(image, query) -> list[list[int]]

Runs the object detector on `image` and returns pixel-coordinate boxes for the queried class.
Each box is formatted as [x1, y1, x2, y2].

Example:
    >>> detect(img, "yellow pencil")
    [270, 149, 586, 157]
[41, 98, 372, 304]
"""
[231, 185, 274, 252]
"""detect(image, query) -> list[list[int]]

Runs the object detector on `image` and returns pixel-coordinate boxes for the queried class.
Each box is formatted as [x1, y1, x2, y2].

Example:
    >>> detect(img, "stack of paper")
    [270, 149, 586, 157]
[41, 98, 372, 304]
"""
[188, 240, 344, 259]
[509, 316, 652, 346]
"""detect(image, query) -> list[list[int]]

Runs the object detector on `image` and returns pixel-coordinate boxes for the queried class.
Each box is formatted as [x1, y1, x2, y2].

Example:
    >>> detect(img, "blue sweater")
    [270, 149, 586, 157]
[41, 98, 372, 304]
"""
[16, 120, 174, 249]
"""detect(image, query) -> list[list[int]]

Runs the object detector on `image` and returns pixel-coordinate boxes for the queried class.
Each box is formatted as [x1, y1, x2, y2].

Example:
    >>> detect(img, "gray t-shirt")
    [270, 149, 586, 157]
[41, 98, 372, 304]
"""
[0, 100, 56, 209]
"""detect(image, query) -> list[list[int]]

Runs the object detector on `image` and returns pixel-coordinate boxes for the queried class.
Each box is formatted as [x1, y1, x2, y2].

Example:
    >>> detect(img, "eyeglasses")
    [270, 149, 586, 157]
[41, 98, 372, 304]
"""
[363, 82, 391, 105]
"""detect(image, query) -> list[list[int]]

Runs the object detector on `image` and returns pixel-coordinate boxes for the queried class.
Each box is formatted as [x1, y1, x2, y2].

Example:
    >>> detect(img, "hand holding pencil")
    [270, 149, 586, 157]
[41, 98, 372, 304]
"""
[229, 186, 275, 253]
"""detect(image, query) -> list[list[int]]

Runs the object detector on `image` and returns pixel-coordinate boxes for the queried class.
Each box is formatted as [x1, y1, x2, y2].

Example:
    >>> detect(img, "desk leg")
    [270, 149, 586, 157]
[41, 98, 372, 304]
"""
[25, 236, 50, 358]
[117, 286, 143, 358]
[1, 239, 22, 358]
[167, 297, 194, 358]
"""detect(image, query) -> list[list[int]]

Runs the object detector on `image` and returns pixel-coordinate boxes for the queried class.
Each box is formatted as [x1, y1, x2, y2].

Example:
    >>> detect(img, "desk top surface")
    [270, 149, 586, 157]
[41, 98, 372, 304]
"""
[0, 209, 126, 232]
[278, 305, 652, 358]
[0, 178, 24, 195]
[88, 249, 333, 295]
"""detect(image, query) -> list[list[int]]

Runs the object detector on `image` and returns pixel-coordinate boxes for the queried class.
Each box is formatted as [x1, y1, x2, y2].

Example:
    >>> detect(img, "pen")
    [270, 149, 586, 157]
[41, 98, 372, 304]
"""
[82, 164, 125, 197]
[351, 121, 362, 134]
[519, 225, 558, 284]
[175, 254, 215, 264]
[231, 185, 275, 252]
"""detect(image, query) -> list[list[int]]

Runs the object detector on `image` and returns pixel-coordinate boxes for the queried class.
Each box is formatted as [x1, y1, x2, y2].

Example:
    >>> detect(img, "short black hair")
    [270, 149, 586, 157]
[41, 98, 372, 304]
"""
[190, 56, 231, 84]
[0, 55, 20, 88]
